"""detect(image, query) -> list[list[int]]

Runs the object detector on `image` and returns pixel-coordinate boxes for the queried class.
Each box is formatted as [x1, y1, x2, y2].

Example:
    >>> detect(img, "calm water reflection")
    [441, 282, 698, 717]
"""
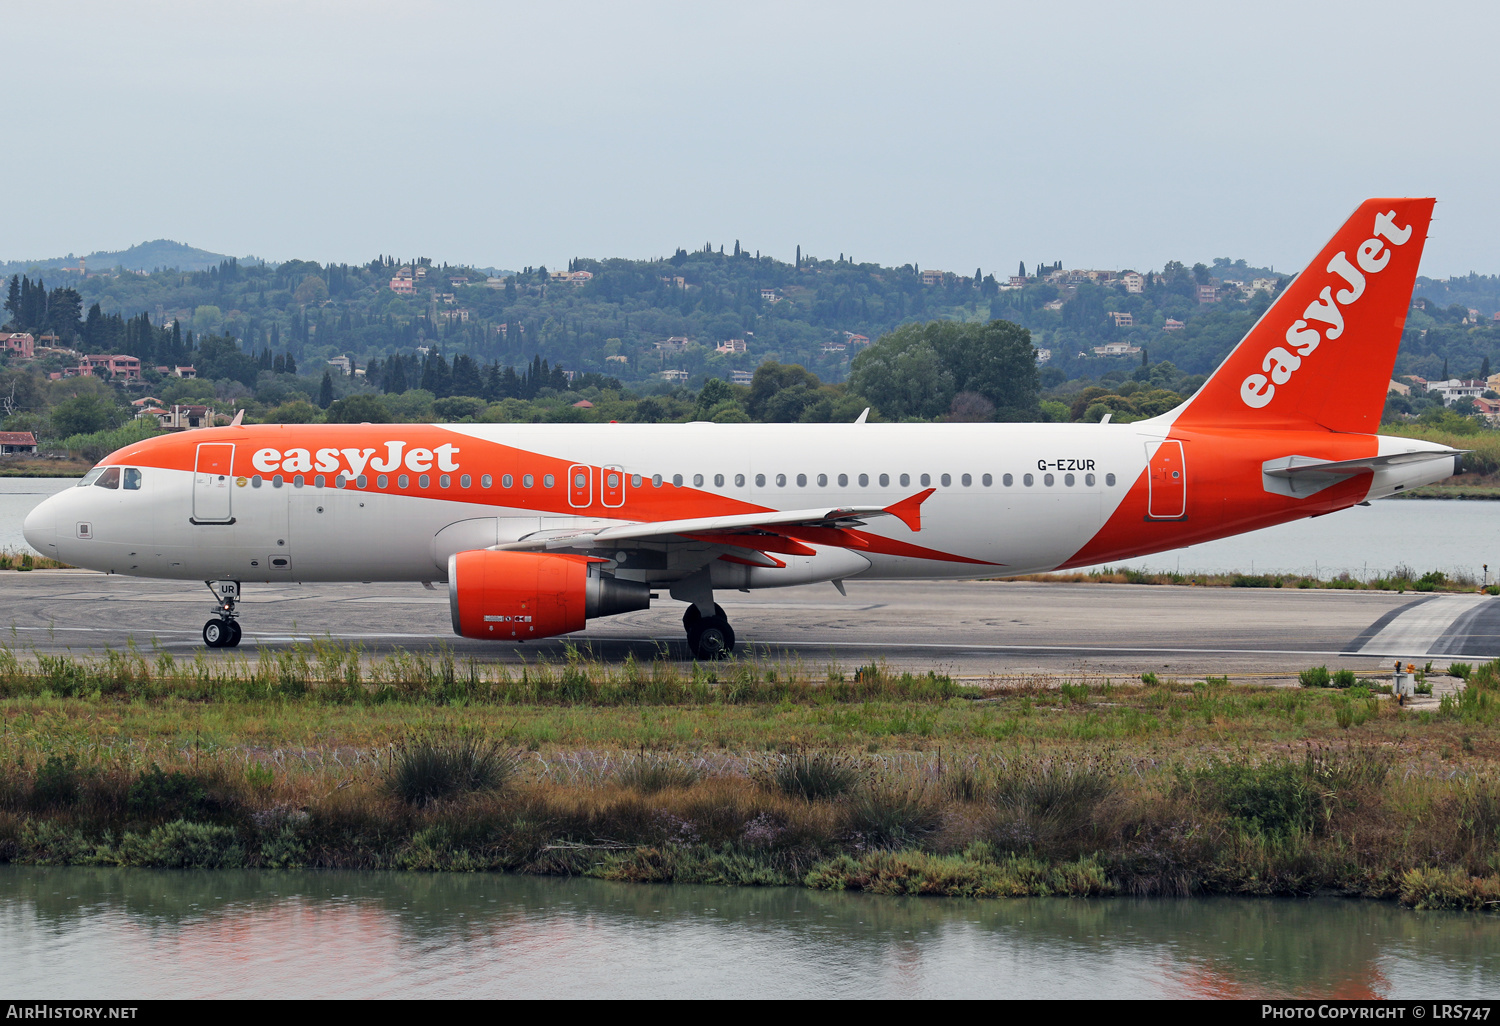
[2, 867, 1497, 998]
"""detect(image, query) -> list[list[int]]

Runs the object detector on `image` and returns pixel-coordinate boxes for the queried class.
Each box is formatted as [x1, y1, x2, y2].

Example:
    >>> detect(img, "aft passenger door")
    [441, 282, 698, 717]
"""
[192, 443, 235, 523]
[1146, 440, 1186, 520]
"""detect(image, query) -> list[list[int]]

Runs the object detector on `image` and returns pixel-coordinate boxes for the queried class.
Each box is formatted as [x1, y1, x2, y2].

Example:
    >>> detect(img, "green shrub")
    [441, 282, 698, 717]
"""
[386, 735, 518, 806]
[127, 765, 211, 819]
[118, 820, 244, 868]
[1331, 668, 1357, 689]
[1299, 665, 1331, 688]
[1399, 867, 1500, 910]
[1186, 759, 1317, 836]
[770, 754, 861, 800]
[1140, 672, 1159, 686]
[1449, 662, 1474, 680]
[1059, 682, 1090, 705]
[29, 756, 82, 810]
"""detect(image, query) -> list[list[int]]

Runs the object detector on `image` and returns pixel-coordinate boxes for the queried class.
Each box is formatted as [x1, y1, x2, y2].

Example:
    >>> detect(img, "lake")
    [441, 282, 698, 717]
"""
[2, 867, 1496, 999]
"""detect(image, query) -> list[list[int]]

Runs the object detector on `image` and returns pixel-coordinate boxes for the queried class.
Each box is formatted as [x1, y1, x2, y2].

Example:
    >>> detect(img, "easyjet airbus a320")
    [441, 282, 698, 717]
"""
[22, 199, 1462, 657]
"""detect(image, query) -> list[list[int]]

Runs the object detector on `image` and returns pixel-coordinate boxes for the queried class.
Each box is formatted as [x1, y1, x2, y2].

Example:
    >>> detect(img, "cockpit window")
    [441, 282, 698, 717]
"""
[123, 468, 142, 490]
[78, 468, 105, 487]
[95, 467, 120, 490]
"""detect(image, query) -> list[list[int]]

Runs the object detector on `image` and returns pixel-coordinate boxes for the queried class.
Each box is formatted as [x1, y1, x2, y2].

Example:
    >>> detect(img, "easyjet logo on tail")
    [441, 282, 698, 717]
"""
[1239, 210, 1413, 410]
[250, 440, 461, 476]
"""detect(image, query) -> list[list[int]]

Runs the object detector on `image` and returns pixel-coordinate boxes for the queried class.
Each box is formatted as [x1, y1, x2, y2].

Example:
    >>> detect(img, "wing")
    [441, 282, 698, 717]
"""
[491, 489, 937, 554]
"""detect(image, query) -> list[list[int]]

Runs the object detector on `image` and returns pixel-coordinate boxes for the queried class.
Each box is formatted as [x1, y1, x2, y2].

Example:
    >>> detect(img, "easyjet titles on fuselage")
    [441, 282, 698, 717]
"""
[250, 440, 462, 477]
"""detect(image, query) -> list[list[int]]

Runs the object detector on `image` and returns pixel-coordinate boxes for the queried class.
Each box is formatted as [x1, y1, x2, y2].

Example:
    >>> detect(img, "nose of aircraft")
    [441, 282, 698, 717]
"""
[23, 495, 58, 557]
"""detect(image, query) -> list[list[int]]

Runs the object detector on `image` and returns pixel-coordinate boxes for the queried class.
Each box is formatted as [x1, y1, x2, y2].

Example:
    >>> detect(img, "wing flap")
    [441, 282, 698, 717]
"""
[490, 490, 937, 553]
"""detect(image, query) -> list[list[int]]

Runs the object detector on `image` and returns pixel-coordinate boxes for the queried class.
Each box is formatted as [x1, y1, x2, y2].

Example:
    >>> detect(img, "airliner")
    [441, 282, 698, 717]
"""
[22, 198, 1462, 658]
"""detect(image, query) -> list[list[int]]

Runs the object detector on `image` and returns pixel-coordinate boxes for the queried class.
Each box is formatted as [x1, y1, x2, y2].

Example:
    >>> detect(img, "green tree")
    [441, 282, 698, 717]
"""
[50, 395, 121, 437]
[850, 319, 1039, 421]
[318, 370, 335, 409]
[746, 362, 822, 420]
[264, 400, 321, 424]
[294, 275, 328, 306]
[325, 393, 390, 423]
[194, 335, 259, 388]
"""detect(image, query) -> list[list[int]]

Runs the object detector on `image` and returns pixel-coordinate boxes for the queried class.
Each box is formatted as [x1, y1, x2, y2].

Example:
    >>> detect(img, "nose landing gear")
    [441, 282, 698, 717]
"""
[203, 580, 243, 648]
[683, 603, 735, 660]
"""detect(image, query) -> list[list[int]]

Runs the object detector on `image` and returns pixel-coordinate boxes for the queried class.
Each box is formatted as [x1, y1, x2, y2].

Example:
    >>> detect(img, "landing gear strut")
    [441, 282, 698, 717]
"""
[203, 580, 242, 649]
[683, 603, 735, 660]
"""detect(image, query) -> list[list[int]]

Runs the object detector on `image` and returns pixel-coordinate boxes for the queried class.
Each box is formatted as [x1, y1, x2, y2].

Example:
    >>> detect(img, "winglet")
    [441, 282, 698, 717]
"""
[854, 407, 870, 424]
[883, 488, 936, 532]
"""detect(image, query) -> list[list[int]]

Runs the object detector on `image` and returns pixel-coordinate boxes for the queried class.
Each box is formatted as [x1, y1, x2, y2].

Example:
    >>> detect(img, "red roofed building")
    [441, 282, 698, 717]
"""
[1, 333, 35, 359]
[67, 354, 142, 380]
[0, 431, 37, 454]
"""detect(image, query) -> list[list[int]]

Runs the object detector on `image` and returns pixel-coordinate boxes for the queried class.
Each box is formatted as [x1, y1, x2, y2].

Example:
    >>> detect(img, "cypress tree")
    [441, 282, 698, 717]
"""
[318, 370, 334, 408]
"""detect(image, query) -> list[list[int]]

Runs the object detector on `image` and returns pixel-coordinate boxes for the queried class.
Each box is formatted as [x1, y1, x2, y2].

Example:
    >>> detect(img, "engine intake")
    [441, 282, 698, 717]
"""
[448, 550, 650, 641]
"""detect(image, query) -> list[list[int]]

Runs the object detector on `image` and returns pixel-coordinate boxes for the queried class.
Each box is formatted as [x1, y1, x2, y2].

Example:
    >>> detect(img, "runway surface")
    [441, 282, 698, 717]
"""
[1, 571, 1496, 678]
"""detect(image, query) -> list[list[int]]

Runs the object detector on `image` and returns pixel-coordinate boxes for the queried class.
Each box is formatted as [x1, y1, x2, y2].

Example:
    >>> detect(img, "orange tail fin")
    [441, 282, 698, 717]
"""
[1174, 198, 1434, 434]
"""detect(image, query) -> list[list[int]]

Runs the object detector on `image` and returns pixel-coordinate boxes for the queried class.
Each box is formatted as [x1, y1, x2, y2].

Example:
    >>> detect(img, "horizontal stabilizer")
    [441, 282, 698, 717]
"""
[1261, 448, 1465, 499]
[1263, 449, 1467, 477]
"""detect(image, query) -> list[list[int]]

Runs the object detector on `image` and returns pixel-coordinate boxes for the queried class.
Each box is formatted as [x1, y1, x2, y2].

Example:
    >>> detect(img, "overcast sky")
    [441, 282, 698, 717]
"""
[5, 1, 1497, 277]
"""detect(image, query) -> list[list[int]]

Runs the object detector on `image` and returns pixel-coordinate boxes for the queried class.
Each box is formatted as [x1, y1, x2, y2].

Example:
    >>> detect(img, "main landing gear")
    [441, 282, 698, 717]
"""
[203, 580, 243, 649]
[683, 603, 735, 660]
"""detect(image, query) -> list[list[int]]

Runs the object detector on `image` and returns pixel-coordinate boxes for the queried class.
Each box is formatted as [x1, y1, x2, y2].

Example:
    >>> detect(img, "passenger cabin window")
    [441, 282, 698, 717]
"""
[940, 473, 951, 487]
[1106, 473, 1117, 486]
[879, 473, 889, 486]
[95, 467, 120, 489]
[920, 473, 931, 487]
[1002, 473, 1013, 486]
[838, 474, 848, 486]
[796, 473, 806, 487]
[858, 473, 869, 486]
[899, 473, 910, 487]
[755, 474, 766, 487]
[734, 474, 745, 487]
[543, 474, 555, 488]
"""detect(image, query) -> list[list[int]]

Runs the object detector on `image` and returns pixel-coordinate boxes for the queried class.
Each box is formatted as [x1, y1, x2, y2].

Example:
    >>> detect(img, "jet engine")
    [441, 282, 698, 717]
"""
[447, 550, 651, 641]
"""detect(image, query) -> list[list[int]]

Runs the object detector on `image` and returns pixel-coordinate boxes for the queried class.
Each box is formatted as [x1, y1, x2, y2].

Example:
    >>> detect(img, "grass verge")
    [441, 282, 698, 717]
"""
[2, 648, 1499, 909]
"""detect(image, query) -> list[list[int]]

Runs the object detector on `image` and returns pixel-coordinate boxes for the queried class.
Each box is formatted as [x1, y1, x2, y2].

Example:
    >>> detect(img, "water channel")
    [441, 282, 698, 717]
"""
[2, 866, 1496, 998]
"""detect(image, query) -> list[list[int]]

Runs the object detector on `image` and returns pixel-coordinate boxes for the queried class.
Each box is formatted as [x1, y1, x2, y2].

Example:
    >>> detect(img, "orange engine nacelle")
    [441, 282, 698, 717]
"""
[447, 550, 651, 641]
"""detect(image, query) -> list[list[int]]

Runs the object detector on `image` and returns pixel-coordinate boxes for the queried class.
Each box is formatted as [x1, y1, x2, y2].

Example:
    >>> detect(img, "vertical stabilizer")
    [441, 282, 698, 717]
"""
[1174, 198, 1434, 434]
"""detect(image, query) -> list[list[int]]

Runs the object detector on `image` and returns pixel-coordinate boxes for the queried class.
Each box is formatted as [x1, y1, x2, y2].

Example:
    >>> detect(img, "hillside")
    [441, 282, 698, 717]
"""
[0, 240, 238, 276]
